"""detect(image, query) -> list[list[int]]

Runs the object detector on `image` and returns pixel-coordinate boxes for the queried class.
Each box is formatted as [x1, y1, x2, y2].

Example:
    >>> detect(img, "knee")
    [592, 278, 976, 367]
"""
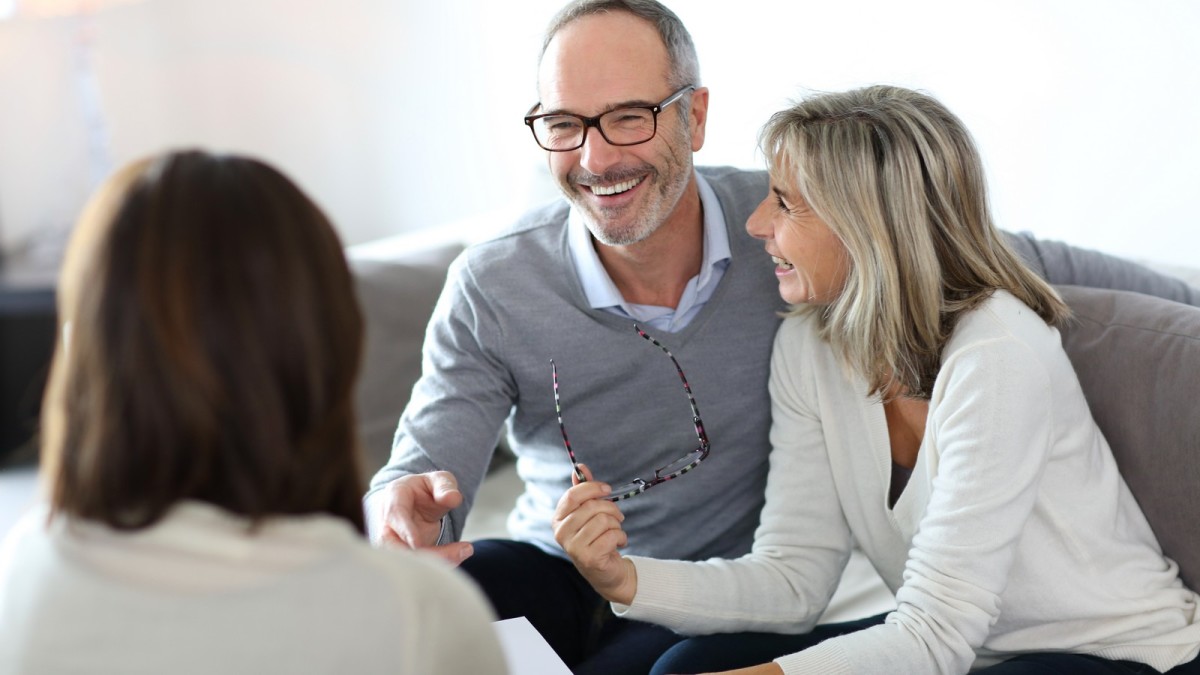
[649, 638, 716, 675]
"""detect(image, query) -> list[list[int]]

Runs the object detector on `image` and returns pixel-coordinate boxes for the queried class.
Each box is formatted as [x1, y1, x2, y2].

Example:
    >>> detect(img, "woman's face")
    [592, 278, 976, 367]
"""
[745, 177, 850, 305]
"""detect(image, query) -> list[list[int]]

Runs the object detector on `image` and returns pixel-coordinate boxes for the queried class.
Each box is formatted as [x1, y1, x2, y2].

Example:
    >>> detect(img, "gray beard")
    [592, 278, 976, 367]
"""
[585, 208, 661, 247]
[574, 163, 691, 247]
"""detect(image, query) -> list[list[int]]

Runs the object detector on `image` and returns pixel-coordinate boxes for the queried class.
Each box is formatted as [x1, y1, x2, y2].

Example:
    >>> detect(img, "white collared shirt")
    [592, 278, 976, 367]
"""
[566, 172, 731, 333]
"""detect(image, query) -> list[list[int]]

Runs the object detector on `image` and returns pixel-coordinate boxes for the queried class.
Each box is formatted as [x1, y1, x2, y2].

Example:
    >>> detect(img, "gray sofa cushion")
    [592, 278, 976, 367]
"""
[350, 243, 464, 477]
[1057, 285, 1200, 592]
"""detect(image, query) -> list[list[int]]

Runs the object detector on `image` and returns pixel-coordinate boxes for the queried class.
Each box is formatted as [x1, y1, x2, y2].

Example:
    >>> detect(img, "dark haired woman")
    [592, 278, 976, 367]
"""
[0, 150, 506, 674]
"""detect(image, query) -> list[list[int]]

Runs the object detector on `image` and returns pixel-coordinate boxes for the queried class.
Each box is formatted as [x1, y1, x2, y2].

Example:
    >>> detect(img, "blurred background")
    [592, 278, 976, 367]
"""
[1, 0, 1198, 272]
[1, 0, 1198, 534]
[2, 1, 1200, 270]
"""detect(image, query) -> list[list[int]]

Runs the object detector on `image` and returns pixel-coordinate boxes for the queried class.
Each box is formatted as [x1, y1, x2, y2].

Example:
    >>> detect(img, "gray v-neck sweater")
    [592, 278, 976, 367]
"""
[370, 167, 783, 561]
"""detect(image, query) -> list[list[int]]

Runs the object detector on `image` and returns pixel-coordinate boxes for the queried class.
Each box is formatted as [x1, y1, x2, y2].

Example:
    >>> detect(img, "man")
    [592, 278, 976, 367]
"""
[366, 2, 1200, 673]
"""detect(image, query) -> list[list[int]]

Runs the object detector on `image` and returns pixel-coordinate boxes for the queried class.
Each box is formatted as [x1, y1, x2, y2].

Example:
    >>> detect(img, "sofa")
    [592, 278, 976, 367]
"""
[346, 227, 1200, 622]
[1056, 285, 1200, 592]
[2, 212, 1194, 625]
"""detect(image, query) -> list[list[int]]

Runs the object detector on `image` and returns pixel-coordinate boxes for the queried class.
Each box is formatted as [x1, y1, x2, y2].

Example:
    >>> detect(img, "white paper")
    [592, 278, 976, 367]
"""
[492, 616, 572, 675]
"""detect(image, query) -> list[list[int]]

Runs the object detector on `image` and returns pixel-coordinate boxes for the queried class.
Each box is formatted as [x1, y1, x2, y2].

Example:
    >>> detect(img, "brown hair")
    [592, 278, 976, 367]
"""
[761, 86, 1070, 398]
[42, 150, 367, 532]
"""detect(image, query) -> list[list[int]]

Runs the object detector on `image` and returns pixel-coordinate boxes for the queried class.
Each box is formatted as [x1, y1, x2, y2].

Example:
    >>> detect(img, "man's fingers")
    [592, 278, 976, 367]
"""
[427, 470, 464, 509]
[425, 541, 475, 567]
[378, 473, 458, 549]
[376, 525, 409, 549]
[382, 534, 473, 568]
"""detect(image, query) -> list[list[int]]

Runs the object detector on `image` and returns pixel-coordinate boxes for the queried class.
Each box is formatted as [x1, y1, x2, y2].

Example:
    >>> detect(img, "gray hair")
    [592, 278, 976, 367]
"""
[539, 0, 701, 90]
[761, 85, 1069, 398]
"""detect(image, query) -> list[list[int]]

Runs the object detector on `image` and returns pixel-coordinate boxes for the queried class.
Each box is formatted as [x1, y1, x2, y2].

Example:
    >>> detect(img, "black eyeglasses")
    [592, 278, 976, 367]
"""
[524, 85, 696, 152]
[551, 324, 710, 501]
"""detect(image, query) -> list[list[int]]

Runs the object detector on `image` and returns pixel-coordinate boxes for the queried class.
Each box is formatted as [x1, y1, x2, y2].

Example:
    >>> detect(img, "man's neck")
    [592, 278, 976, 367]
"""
[594, 177, 704, 309]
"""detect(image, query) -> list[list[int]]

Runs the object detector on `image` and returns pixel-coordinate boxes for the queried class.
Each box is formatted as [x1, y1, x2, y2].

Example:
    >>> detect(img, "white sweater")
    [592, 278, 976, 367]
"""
[620, 291, 1200, 674]
[0, 501, 506, 675]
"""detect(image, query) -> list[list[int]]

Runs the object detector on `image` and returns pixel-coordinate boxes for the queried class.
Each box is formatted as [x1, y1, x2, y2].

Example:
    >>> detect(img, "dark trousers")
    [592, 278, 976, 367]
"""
[652, 612, 1200, 675]
[460, 538, 682, 675]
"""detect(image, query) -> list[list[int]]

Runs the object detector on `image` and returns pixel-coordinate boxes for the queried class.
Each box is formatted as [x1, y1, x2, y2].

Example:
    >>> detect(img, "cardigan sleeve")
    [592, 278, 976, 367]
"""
[615, 317, 853, 635]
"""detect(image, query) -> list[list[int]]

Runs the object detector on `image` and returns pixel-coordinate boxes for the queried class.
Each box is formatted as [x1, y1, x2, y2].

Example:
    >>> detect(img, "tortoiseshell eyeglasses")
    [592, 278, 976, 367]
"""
[550, 324, 711, 501]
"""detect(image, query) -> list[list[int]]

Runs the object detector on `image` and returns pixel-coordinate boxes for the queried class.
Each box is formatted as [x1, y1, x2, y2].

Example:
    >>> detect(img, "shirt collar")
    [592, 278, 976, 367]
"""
[567, 171, 731, 311]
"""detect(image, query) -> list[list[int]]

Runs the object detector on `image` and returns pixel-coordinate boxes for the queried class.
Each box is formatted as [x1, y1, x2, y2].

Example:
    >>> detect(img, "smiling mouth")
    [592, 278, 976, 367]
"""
[772, 255, 795, 270]
[588, 176, 644, 196]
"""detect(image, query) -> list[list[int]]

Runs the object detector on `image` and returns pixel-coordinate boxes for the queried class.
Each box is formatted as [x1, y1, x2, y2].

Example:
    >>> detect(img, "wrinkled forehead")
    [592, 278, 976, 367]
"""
[536, 12, 672, 114]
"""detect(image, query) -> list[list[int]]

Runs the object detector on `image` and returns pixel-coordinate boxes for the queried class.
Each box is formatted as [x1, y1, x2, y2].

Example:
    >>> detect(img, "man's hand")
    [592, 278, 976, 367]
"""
[372, 471, 474, 566]
[552, 464, 638, 605]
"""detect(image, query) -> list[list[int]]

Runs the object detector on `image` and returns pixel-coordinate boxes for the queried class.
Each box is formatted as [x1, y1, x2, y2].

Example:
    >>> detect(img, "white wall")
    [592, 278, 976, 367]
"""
[1, 0, 1197, 267]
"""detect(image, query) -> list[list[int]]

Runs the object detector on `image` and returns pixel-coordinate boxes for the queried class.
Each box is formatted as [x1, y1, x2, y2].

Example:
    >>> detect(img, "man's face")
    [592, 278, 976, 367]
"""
[536, 12, 707, 246]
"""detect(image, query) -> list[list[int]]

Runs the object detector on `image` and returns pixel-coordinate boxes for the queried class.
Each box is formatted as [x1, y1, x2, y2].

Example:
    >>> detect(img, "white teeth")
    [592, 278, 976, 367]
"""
[591, 177, 642, 196]
[771, 255, 794, 269]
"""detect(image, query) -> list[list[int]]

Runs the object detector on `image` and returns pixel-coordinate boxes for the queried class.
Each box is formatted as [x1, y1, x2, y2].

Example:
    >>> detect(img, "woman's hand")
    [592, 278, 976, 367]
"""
[552, 464, 638, 605]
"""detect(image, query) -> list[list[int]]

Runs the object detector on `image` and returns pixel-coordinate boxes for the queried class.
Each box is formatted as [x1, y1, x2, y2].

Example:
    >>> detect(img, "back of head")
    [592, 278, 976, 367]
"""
[43, 150, 367, 532]
[541, 0, 700, 90]
[761, 85, 1068, 396]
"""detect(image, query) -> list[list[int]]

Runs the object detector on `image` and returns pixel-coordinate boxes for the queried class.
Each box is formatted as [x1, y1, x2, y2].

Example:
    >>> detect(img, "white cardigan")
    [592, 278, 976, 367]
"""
[619, 291, 1200, 674]
[0, 501, 506, 674]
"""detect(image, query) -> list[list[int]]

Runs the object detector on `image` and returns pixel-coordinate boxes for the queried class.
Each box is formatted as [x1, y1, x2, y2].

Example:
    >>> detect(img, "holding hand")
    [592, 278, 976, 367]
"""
[373, 471, 474, 566]
[552, 464, 638, 605]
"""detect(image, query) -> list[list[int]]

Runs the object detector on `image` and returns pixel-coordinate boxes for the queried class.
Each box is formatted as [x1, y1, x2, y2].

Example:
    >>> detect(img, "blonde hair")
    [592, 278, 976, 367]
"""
[761, 85, 1069, 398]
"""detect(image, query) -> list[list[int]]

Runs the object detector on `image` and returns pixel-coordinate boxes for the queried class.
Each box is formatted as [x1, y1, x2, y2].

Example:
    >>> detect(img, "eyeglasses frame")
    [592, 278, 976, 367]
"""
[550, 323, 711, 502]
[523, 85, 697, 152]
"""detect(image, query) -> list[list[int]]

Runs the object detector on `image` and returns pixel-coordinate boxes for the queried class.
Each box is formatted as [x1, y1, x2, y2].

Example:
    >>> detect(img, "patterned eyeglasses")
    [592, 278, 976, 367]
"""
[550, 324, 711, 501]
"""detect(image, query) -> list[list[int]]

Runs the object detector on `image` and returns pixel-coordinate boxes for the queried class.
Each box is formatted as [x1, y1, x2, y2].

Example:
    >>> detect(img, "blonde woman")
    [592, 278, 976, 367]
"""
[552, 86, 1200, 674]
[0, 150, 505, 674]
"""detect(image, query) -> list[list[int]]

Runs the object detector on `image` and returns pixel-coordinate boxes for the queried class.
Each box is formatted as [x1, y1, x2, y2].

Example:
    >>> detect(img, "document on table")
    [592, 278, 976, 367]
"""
[492, 616, 571, 675]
